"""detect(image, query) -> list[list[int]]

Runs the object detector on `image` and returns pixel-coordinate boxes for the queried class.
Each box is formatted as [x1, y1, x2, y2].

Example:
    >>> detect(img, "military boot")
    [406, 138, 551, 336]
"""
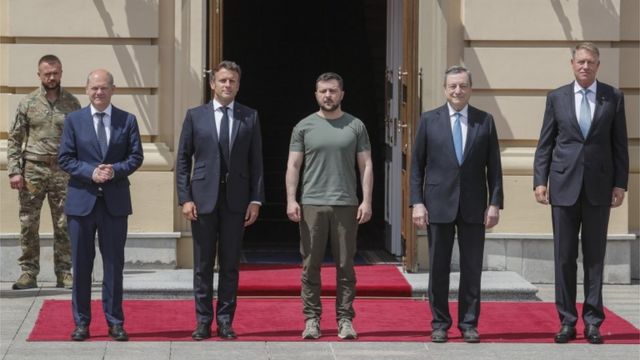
[56, 273, 73, 289]
[12, 273, 37, 290]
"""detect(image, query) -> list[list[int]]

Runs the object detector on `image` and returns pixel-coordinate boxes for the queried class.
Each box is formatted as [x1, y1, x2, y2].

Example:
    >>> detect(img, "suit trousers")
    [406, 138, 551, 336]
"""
[299, 205, 358, 322]
[552, 189, 611, 327]
[68, 197, 128, 327]
[427, 215, 485, 331]
[191, 183, 245, 326]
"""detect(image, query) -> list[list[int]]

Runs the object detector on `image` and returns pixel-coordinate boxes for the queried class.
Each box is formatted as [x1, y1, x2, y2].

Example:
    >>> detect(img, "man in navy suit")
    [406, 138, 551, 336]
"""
[59, 69, 144, 341]
[534, 42, 628, 344]
[176, 61, 264, 340]
[410, 65, 503, 343]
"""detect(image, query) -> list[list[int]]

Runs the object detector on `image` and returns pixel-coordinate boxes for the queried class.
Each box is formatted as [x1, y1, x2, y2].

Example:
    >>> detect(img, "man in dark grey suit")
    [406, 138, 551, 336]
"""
[176, 61, 265, 340]
[59, 69, 144, 341]
[410, 65, 503, 343]
[534, 42, 628, 344]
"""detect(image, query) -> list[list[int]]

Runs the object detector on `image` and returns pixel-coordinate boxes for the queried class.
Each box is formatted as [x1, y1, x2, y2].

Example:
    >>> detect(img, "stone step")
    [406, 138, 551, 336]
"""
[400, 269, 539, 300]
[0, 233, 180, 282]
[5, 232, 634, 285]
[120, 269, 538, 301]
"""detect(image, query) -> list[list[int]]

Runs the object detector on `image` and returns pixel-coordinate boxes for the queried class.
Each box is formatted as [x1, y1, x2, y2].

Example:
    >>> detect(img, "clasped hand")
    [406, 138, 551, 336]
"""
[92, 164, 114, 183]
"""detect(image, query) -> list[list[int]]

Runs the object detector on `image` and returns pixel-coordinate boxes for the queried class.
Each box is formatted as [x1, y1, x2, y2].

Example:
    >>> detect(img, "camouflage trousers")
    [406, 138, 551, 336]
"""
[17, 159, 71, 276]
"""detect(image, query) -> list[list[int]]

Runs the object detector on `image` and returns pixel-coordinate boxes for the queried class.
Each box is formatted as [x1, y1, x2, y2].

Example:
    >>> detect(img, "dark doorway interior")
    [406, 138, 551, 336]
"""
[222, 0, 387, 249]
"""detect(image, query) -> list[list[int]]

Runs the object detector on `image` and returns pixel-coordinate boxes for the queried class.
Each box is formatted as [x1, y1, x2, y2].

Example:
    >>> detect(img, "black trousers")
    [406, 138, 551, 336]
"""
[552, 191, 610, 327]
[191, 184, 245, 326]
[428, 215, 485, 331]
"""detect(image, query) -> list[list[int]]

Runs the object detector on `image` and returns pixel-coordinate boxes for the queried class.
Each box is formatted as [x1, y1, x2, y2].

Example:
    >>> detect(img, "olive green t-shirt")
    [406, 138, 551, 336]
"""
[289, 112, 371, 206]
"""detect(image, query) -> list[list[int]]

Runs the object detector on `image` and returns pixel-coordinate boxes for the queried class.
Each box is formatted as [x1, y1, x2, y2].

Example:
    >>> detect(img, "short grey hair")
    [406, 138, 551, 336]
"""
[86, 70, 114, 86]
[443, 65, 472, 87]
[572, 42, 600, 59]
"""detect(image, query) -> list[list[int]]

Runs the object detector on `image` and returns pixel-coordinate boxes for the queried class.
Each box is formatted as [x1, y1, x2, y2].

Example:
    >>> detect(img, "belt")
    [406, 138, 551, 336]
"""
[23, 153, 58, 166]
[96, 187, 104, 197]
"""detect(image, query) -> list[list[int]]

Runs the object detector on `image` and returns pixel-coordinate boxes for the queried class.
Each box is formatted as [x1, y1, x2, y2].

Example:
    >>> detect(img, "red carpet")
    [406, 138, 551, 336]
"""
[29, 299, 639, 343]
[237, 264, 412, 297]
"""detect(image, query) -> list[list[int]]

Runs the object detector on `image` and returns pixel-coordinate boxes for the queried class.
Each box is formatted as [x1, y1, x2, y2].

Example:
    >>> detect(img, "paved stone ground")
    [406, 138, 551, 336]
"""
[1, 281, 638, 360]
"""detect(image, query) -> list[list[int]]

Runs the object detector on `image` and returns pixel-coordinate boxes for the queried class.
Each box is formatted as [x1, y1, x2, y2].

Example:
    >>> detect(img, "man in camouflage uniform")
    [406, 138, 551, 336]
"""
[7, 54, 81, 290]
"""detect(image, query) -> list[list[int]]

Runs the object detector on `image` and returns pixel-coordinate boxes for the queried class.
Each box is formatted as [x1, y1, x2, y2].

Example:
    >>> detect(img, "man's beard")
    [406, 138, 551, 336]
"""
[319, 101, 340, 112]
[42, 81, 60, 91]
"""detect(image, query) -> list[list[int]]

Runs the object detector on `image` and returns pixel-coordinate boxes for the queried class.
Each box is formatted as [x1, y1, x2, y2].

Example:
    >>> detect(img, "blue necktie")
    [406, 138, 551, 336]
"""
[453, 112, 463, 165]
[96, 112, 108, 157]
[219, 106, 231, 173]
[579, 89, 591, 138]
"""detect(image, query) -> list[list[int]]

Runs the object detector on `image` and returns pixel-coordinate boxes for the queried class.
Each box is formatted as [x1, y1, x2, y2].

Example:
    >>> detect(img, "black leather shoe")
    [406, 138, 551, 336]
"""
[108, 325, 129, 341]
[191, 323, 211, 341]
[461, 327, 480, 343]
[584, 324, 603, 344]
[217, 323, 237, 339]
[554, 325, 576, 343]
[431, 328, 448, 343]
[71, 325, 90, 341]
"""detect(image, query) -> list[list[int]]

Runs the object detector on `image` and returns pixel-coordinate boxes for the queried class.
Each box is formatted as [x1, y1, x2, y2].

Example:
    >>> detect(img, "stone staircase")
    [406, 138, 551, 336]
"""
[119, 268, 538, 300]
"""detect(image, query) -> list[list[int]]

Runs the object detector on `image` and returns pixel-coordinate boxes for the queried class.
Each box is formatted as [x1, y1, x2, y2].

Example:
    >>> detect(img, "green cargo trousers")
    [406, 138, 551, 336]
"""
[300, 205, 358, 323]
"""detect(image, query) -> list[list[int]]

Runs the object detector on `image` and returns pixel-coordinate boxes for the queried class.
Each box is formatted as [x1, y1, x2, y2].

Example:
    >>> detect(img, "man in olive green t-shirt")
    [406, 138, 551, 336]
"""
[285, 72, 373, 340]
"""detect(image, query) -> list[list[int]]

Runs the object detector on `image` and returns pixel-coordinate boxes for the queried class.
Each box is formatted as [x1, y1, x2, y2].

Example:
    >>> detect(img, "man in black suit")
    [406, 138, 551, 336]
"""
[176, 60, 265, 340]
[534, 42, 628, 344]
[410, 65, 503, 343]
[59, 69, 144, 341]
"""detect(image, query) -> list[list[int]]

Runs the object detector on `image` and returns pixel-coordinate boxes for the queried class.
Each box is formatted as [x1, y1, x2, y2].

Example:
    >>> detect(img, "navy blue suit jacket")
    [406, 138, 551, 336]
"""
[59, 105, 144, 216]
[410, 104, 503, 224]
[533, 81, 628, 206]
[175, 101, 265, 214]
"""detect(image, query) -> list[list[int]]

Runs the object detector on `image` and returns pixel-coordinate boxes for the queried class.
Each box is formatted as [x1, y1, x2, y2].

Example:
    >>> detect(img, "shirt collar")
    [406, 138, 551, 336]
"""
[37, 85, 63, 100]
[212, 99, 235, 112]
[574, 80, 597, 94]
[91, 104, 112, 118]
[447, 103, 468, 119]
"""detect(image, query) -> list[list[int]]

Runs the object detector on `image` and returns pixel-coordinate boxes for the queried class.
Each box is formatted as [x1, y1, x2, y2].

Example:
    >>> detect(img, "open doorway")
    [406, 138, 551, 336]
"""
[220, 0, 387, 252]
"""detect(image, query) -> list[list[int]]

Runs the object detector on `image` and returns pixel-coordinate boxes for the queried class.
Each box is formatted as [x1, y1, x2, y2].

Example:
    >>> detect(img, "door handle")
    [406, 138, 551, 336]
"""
[397, 121, 407, 134]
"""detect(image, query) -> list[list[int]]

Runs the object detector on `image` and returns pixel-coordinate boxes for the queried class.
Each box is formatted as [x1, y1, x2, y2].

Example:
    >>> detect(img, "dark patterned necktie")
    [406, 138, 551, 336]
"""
[96, 112, 108, 157]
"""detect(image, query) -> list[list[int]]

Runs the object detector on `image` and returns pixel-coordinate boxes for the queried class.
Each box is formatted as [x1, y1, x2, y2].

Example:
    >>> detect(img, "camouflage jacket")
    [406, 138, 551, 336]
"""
[7, 85, 81, 176]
